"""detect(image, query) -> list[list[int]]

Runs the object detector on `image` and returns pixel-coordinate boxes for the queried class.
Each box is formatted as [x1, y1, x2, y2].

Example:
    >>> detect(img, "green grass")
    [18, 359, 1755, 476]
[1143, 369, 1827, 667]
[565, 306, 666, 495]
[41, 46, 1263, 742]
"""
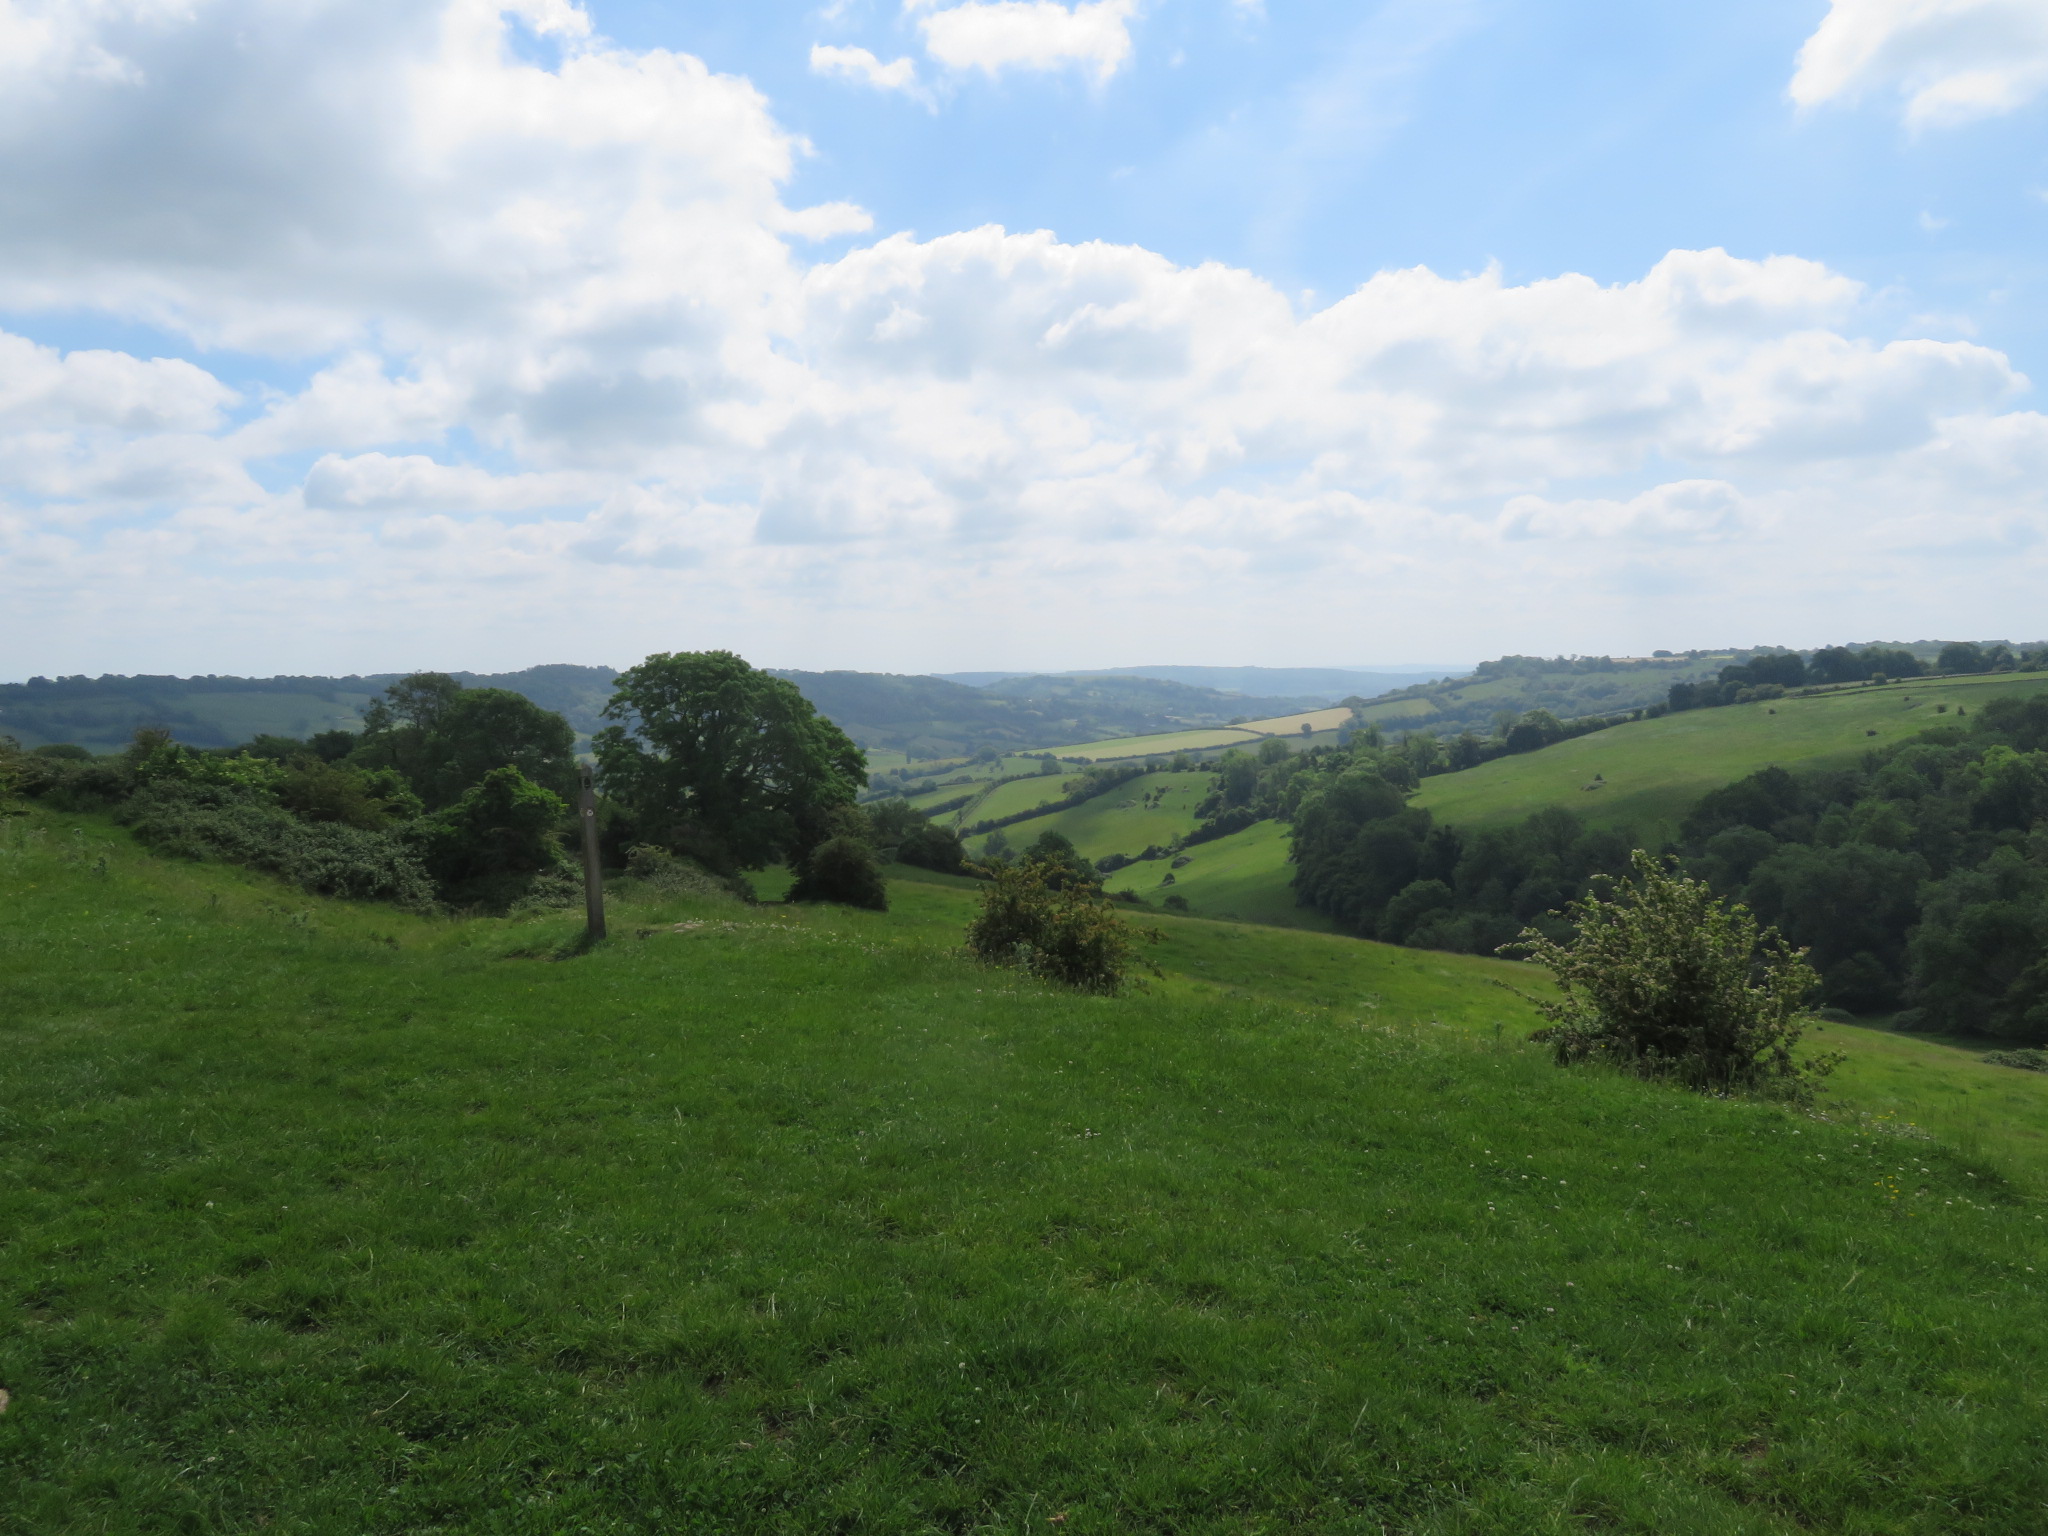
[5, 812, 2048, 1533]
[969, 772, 1211, 861]
[1412, 674, 2048, 843]
[959, 773, 1077, 827]
[1103, 818, 1336, 933]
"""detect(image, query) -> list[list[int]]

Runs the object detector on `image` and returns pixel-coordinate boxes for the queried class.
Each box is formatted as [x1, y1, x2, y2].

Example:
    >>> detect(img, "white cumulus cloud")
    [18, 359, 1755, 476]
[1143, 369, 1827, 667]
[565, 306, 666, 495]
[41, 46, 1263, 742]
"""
[810, 42, 925, 99]
[911, 0, 1141, 83]
[1792, 0, 2048, 127]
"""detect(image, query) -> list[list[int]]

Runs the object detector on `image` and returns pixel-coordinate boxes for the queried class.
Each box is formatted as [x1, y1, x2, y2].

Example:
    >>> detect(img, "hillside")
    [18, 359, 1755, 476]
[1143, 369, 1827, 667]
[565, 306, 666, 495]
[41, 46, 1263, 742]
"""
[934, 665, 1456, 700]
[1411, 673, 2048, 843]
[5, 809, 2047, 1532]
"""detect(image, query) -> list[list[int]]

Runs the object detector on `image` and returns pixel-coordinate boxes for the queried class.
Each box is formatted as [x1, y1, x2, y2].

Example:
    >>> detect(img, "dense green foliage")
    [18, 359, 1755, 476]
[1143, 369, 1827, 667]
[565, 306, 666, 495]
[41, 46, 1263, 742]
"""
[355, 672, 577, 809]
[5, 813, 2048, 1532]
[595, 651, 867, 873]
[864, 799, 969, 874]
[788, 834, 890, 910]
[1677, 697, 2048, 1039]
[1512, 852, 1833, 1099]
[415, 766, 572, 909]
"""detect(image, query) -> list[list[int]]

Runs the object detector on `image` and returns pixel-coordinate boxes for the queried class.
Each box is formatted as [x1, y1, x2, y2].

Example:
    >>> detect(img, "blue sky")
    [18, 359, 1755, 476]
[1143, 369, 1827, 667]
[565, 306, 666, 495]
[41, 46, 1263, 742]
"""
[1, 0, 2046, 678]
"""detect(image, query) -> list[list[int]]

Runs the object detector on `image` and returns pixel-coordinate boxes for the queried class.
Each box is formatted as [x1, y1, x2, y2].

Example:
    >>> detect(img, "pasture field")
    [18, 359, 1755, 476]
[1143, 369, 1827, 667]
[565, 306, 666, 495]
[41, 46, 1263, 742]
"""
[955, 771, 1074, 827]
[1412, 673, 2048, 842]
[969, 771, 1211, 860]
[1352, 694, 1442, 725]
[5, 811, 2048, 1533]
[1103, 818, 1335, 932]
[1037, 726, 1258, 761]
[1234, 706, 1355, 735]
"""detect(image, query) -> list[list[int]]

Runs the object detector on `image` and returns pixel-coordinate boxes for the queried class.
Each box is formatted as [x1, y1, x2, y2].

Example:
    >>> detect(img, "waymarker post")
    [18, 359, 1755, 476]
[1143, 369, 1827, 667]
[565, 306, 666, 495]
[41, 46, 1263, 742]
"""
[579, 763, 606, 943]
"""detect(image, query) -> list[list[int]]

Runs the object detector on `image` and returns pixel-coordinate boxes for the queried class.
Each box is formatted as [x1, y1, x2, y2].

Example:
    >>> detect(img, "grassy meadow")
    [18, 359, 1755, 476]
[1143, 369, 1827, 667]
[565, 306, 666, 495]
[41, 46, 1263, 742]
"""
[1412, 674, 2048, 843]
[1103, 819, 1335, 933]
[967, 772, 1211, 860]
[6, 811, 2048, 1533]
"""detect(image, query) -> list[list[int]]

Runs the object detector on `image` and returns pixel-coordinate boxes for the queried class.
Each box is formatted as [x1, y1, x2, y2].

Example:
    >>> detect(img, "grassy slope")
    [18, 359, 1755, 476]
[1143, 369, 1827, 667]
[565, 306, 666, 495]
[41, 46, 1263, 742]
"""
[969, 771, 1211, 861]
[1103, 818, 1335, 932]
[963, 773, 1079, 826]
[5, 816, 2048, 1533]
[1412, 674, 2048, 842]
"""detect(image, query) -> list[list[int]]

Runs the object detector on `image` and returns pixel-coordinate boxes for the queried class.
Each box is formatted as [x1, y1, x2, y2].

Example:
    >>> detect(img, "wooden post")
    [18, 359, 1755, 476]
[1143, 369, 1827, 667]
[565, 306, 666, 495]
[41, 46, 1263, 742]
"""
[579, 763, 606, 943]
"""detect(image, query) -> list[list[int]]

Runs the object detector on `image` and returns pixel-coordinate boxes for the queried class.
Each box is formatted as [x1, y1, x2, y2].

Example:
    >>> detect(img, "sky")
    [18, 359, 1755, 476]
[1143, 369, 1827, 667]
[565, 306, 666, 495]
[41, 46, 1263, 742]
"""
[2, 0, 2047, 680]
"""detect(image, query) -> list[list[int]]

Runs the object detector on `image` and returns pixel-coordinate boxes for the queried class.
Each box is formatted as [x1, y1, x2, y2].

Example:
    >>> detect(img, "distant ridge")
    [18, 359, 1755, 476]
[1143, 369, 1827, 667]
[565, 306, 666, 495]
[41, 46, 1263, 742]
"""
[930, 665, 1465, 701]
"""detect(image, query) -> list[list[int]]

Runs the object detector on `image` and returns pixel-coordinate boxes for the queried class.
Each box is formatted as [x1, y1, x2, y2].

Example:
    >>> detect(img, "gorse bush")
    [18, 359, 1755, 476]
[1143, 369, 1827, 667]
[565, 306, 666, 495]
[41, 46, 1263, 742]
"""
[1508, 850, 1836, 1101]
[120, 780, 434, 907]
[966, 862, 1159, 995]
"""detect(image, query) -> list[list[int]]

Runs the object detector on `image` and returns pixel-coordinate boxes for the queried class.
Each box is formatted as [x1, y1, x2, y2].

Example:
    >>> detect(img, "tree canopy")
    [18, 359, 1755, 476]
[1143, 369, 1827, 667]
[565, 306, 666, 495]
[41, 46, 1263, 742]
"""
[593, 651, 867, 871]
[356, 673, 577, 810]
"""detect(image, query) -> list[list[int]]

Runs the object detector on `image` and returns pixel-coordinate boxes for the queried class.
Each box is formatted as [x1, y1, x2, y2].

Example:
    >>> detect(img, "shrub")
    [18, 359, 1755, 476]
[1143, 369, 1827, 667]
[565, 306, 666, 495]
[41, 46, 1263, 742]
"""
[788, 835, 889, 911]
[966, 862, 1158, 994]
[866, 799, 968, 874]
[417, 766, 570, 909]
[120, 780, 434, 907]
[1506, 850, 1836, 1100]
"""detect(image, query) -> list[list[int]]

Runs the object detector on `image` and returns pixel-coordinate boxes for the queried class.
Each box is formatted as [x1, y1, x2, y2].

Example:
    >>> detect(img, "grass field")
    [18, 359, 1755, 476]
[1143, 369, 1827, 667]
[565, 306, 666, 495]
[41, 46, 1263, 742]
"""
[969, 771, 1211, 860]
[1353, 694, 1443, 725]
[1103, 818, 1336, 932]
[1036, 726, 1259, 761]
[5, 812, 2048, 1531]
[1412, 673, 2048, 843]
[954, 772, 1075, 827]
[1235, 706, 1355, 735]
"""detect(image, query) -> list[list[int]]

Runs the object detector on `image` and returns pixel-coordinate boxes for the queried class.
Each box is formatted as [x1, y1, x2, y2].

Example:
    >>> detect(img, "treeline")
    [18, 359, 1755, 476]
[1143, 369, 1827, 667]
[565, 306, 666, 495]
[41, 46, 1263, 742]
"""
[1276, 694, 2048, 1044]
[1675, 697, 2048, 1040]
[1664, 642, 2047, 714]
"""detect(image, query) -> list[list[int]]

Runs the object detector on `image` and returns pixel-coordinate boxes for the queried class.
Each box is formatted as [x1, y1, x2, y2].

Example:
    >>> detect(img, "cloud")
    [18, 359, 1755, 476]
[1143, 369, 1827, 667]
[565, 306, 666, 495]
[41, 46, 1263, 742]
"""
[1499, 481, 1752, 542]
[1792, 0, 2048, 127]
[911, 0, 1141, 83]
[300, 453, 605, 513]
[809, 43, 925, 99]
[0, 0, 2044, 674]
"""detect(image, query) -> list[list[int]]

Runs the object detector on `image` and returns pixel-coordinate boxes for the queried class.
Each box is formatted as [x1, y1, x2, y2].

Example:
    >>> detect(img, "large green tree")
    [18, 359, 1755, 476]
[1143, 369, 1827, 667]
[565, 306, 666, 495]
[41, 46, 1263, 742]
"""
[593, 651, 866, 871]
[356, 674, 577, 809]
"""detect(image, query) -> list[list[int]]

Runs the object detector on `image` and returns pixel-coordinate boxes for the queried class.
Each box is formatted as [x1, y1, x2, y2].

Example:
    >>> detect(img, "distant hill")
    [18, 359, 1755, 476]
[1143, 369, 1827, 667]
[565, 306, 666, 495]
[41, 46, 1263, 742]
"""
[770, 670, 1311, 761]
[932, 665, 1459, 700]
[0, 666, 620, 754]
[0, 663, 1311, 765]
